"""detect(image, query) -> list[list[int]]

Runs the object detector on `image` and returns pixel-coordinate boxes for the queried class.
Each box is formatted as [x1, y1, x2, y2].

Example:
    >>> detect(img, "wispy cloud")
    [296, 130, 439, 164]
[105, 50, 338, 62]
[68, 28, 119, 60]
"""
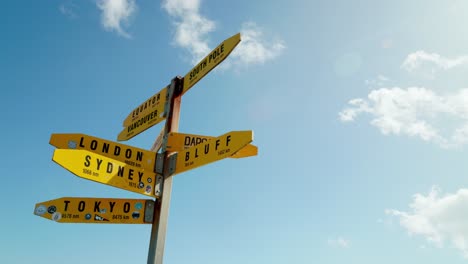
[387, 186, 468, 258]
[162, 0, 215, 63]
[339, 87, 468, 148]
[161, 0, 284, 66]
[365, 74, 390, 88]
[96, 0, 137, 38]
[59, 1, 78, 19]
[327, 237, 351, 248]
[230, 22, 285, 66]
[401, 51, 468, 77]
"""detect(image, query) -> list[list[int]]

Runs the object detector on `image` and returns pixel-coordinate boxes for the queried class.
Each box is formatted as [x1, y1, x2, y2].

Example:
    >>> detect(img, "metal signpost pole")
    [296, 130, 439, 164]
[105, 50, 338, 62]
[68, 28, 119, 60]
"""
[148, 76, 182, 264]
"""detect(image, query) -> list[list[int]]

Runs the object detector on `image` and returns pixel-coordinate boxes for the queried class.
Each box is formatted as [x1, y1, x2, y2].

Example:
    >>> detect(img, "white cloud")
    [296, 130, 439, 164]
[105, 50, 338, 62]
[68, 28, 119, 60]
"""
[59, 1, 78, 19]
[230, 22, 285, 66]
[162, 1, 284, 66]
[162, 0, 215, 63]
[339, 87, 468, 148]
[365, 74, 390, 88]
[387, 186, 468, 258]
[327, 237, 351, 248]
[96, 0, 136, 38]
[401, 51, 468, 76]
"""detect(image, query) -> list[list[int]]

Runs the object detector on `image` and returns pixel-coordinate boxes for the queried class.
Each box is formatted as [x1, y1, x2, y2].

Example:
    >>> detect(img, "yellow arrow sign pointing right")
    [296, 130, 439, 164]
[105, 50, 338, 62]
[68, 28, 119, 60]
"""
[166, 132, 257, 158]
[182, 33, 241, 95]
[173, 130, 253, 175]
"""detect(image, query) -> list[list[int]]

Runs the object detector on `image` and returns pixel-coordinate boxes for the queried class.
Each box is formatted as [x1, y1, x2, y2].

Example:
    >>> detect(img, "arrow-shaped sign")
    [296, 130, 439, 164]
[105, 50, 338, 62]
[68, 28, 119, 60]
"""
[117, 107, 166, 142]
[166, 132, 257, 158]
[122, 86, 168, 127]
[173, 130, 253, 175]
[34, 197, 155, 224]
[50, 133, 157, 171]
[182, 33, 241, 95]
[52, 149, 157, 197]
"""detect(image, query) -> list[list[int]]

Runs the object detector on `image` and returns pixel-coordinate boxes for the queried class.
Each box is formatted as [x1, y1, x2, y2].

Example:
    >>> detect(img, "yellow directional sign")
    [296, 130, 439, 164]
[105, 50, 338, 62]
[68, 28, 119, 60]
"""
[174, 130, 253, 175]
[50, 133, 157, 171]
[123, 86, 167, 127]
[34, 197, 154, 224]
[182, 33, 241, 95]
[117, 108, 166, 141]
[52, 149, 157, 197]
[166, 132, 257, 158]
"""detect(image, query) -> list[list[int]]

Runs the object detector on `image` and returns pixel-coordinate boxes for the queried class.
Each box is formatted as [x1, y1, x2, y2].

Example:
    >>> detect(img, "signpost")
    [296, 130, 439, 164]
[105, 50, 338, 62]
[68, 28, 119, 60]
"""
[50, 133, 157, 171]
[34, 197, 155, 224]
[166, 132, 258, 158]
[52, 149, 157, 197]
[34, 32, 254, 264]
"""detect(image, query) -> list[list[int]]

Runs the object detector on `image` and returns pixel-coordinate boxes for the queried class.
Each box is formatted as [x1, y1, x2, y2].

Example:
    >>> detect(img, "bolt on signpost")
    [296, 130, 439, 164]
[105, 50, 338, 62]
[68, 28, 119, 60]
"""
[33, 33, 256, 264]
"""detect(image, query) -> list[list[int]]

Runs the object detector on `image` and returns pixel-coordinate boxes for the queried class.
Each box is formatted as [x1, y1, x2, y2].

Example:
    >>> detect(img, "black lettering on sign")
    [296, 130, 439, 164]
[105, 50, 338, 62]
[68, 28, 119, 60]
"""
[77, 137, 144, 163]
[118, 166, 124, 177]
[94, 202, 101, 212]
[128, 110, 159, 133]
[96, 159, 103, 170]
[84, 155, 91, 167]
[114, 146, 121, 156]
[64, 200, 70, 211]
[132, 91, 163, 118]
[90, 140, 98, 150]
[138, 172, 143, 182]
[125, 149, 131, 159]
[123, 202, 130, 213]
[184, 136, 208, 147]
[184, 135, 233, 162]
[102, 143, 109, 153]
[106, 162, 113, 173]
[189, 59, 208, 81]
[78, 201, 86, 212]
[109, 202, 116, 213]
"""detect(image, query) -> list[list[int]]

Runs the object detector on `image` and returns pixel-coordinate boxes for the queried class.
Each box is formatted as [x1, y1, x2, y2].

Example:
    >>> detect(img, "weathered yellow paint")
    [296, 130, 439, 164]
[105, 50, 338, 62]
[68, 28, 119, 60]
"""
[34, 197, 153, 224]
[123, 86, 167, 127]
[50, 133, 157, 171]
[174, 130, 253, 175]
[52, 149, 157, 197]
[166, 132, 257, 158]
[182, 33, 241, 94]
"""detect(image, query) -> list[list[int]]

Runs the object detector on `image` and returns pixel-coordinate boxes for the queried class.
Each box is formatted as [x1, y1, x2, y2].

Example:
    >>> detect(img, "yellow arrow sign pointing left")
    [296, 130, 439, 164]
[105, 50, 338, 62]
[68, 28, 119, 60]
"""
[34, 197, 155, 224]
[117, 108, 166, 141]
[52, 149, 157, 197]
[50, 133, 157, 171]
[173, 130, 253, 175]
[122, 86, 167, 127]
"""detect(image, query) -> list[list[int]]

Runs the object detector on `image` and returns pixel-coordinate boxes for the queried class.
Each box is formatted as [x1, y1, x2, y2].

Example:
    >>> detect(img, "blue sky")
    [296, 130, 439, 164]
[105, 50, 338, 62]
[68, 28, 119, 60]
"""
[3, 0, 468, 263]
